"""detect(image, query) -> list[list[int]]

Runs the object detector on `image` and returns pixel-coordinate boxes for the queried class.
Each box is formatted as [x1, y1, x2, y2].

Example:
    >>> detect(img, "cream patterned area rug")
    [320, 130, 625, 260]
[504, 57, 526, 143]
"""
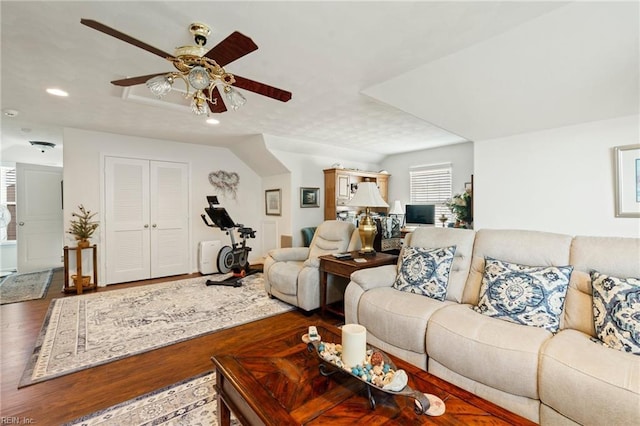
[0, 269, 53, 305]
[20, 273, 292, 387]
[64, 372, 239, 426]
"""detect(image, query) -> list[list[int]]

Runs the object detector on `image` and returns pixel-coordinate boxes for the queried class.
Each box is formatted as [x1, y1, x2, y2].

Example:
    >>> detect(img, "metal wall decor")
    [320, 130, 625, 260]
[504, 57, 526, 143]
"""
[208, 170, 240, 199]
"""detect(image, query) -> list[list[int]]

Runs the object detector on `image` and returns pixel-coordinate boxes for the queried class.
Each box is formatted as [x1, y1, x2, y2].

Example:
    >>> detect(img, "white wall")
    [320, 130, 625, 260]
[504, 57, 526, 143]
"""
[381, 142, 474, 208]
[261, 173, 291, 251]
[269, 147, 380, 246]
[0, 242, 16, 273]
[474, 115, 640, 237]
[63, 128, 263, 282]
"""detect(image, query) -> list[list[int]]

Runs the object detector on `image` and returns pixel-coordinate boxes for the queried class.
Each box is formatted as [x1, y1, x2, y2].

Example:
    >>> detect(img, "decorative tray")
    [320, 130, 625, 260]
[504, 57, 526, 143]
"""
[307, 339, 435, 415]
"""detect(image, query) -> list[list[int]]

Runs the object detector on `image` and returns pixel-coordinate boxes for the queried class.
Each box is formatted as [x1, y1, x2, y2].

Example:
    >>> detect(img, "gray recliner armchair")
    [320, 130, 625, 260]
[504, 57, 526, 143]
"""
[263, 220, 361, 312]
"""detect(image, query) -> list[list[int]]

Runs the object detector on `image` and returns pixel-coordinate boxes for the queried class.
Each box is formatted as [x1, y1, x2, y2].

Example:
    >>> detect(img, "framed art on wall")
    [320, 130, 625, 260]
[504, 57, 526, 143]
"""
[614, 144, 640, 218]
[300, 187, 320, 208]
[265, 189, 281, 216]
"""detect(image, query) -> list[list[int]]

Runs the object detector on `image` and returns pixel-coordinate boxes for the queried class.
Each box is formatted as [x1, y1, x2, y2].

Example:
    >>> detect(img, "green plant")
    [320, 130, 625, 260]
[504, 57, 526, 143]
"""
[68, 205, 99, 240]
[445, 190, 473, 225]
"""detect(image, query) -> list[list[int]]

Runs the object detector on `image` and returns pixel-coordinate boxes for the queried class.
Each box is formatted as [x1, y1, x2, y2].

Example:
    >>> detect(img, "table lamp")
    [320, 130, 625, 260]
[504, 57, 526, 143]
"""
[347, 182, 389, 255]
[389, 200, 404, 228]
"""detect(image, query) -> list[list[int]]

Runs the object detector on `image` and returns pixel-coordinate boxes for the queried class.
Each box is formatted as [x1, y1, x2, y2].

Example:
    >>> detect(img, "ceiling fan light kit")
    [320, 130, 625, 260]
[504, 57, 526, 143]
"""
[80, 19, 292, 116]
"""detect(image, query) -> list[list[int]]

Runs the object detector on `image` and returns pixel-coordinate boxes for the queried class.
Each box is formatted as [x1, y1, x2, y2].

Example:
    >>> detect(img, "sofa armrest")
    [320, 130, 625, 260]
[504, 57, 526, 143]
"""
[349, 264, 397, 291]
[268, 247, 310, 262]
[304, 256, 320, 268]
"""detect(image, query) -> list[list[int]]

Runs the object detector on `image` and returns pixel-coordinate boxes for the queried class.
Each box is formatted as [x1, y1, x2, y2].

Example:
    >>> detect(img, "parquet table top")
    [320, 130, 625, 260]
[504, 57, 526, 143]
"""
[212, 322, 535, 425]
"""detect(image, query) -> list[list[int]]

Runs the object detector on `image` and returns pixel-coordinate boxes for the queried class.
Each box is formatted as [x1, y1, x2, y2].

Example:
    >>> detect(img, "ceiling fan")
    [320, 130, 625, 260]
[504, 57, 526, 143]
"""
[80, 19, 292, 115]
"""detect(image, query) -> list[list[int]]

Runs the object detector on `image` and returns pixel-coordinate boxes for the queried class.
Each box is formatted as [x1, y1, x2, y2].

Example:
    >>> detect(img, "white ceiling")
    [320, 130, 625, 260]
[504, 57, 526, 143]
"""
[1, 1, 636, 166]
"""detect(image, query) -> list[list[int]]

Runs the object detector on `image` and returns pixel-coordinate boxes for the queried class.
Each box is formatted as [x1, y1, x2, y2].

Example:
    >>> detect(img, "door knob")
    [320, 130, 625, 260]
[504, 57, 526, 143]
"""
[144, 224, 149, 229]
[19, 222, 24, 226]
[152, 224, 157, 228]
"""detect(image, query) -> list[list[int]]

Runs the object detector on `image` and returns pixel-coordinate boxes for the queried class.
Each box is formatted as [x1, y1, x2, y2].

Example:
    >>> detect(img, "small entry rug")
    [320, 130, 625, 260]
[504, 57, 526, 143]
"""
[64, 371, 239, 426]
[0, 269, 53, 305]
[20, 273, 292, 387]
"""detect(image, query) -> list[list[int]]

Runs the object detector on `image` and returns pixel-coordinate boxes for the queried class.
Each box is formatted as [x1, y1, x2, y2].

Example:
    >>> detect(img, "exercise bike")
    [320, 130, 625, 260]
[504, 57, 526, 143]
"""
[200, 196, 257, 287]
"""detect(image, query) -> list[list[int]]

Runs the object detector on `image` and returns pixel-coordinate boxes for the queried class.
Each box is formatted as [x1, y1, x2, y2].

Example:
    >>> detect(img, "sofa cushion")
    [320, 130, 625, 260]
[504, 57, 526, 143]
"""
[392, 246, 456, 301]
[565, 236, 640, 335]
[591, 270, 640, 355]
[308, 220, 356, 259]
[463, 229, 573, 305]
[472, 257, 572, 333]
[266, 261, 304, 296]
[427, 303, 552, 399]
[539, 329, 640, 425]
[358, 286, 452, 355]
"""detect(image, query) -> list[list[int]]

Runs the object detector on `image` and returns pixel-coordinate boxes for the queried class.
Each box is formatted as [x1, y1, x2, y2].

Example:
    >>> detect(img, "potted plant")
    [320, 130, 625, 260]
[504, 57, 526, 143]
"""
[68, 204, 99, 248]
[445, 190, 473, 228]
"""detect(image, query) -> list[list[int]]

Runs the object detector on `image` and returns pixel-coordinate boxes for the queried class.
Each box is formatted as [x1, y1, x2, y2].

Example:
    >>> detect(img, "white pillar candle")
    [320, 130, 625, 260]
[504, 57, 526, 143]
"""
[342, 324, 367, 368]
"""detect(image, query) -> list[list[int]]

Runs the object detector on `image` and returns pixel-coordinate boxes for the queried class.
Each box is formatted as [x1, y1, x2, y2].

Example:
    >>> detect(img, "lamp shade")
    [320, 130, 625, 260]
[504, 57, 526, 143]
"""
[347, 182, 389, 208]
[389, 200, 403, 215]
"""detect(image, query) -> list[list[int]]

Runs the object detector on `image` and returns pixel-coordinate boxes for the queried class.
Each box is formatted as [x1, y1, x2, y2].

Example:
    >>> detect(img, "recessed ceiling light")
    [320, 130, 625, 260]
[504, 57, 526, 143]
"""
[206, 118, 220, 125]
[46, 88, 69, 97]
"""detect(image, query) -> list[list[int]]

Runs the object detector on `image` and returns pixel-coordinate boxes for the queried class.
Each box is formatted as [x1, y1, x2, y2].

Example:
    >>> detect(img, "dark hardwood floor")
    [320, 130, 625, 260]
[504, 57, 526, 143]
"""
[0, 269, 338, 424]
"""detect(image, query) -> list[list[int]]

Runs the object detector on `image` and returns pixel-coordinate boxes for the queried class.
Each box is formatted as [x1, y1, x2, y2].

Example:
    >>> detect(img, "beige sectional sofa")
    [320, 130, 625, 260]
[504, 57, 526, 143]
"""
[344, 227, 639, 424]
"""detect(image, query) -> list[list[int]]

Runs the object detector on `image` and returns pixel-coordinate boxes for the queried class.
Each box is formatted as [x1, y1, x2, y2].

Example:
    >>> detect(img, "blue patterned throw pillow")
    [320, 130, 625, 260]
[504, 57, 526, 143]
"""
[473, 257, 573, 333]
[591, 271, 640, 355]
[392, 246, 456, 301]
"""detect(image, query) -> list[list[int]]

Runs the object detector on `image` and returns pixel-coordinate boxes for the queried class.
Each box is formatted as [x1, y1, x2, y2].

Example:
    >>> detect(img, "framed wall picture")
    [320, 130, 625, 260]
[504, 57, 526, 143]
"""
[614, 144, 640, 218]
[265, 189, 281, 216]
[300, 187, 320, 208]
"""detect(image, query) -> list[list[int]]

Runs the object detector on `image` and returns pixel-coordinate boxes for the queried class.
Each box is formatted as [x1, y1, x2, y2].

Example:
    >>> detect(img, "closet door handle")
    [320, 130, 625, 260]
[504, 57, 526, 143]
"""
[152, 224, 157, 228]
[19, 222, 25, 226]
[144, 224, 149, 229]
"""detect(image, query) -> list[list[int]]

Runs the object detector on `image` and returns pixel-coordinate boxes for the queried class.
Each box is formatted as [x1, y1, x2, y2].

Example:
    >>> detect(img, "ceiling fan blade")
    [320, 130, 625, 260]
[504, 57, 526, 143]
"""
[203, 31, 258, 67]
[81, 19, 175, 60]
[111, 73, 167, 87]
[232, 75, 292, 102]
[205, 87, 227, 113]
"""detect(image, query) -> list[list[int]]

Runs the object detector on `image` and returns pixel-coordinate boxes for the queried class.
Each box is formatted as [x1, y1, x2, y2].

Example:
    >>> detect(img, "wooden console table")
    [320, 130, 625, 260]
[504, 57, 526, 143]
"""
[63, 245, 98, 295]
[319, 251, 398, 318]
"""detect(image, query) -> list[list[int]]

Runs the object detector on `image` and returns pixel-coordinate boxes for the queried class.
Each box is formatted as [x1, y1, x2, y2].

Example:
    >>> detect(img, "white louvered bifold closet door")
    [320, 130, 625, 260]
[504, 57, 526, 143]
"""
[149, 161, 189, 278]
[105, 157, 151, 284]
[105, 157, 189, 284]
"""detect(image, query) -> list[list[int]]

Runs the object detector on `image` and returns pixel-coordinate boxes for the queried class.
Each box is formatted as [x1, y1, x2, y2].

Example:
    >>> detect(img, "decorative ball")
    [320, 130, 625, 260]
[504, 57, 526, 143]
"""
[371, 351, 384, 367]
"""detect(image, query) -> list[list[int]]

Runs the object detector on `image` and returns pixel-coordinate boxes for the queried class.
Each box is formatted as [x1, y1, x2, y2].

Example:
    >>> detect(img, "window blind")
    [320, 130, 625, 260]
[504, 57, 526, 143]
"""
[409, 166, 452, 225]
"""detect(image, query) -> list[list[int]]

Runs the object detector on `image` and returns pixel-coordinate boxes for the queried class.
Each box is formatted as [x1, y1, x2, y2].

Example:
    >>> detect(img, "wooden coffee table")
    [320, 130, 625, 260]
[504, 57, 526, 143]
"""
[211, 322, 535, 425]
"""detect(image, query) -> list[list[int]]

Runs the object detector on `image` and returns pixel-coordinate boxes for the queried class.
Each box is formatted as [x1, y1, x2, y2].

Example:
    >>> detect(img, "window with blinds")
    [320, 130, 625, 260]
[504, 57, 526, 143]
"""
[409, 165, 452, 226]
[1, 166, 16, 241]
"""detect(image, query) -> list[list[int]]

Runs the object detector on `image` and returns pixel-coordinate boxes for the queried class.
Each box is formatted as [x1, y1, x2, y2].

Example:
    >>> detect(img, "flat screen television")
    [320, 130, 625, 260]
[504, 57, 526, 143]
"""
[405, 204, 435, 227]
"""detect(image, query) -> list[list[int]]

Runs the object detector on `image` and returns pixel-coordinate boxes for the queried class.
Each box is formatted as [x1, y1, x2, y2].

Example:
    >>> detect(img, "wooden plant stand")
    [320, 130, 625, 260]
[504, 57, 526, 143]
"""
[63, 245, 98, 295]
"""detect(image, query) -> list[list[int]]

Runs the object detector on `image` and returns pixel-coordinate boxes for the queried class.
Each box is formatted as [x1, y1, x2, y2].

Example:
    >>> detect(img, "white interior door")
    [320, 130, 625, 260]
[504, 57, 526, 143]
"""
[149, 161, 189, 277]
[105, 157, 150, 284]
[16, 163, 63, 273]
